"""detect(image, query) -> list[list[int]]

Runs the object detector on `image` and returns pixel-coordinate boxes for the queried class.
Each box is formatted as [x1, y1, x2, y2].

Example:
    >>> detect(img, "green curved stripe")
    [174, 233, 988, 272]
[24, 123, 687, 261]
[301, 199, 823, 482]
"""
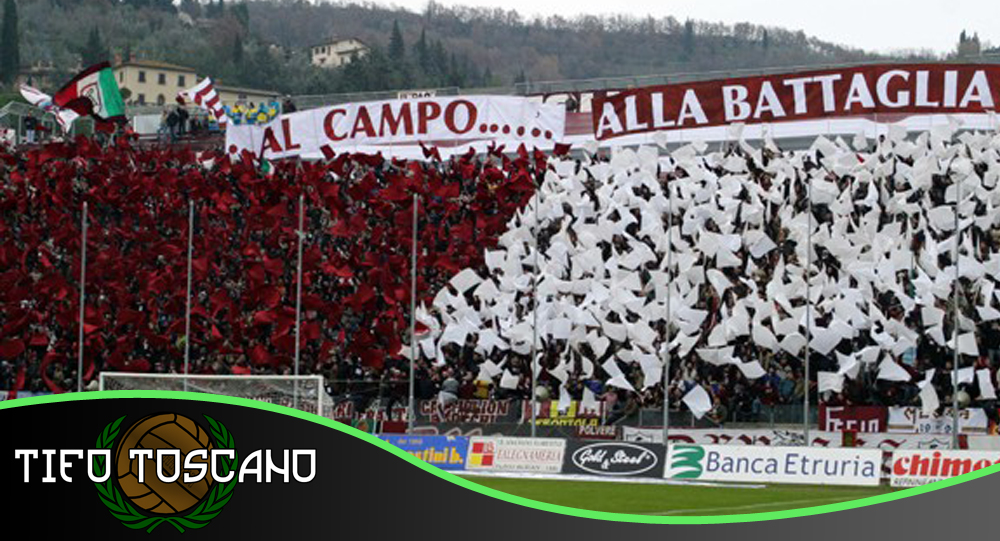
[2, 390, 997, 524]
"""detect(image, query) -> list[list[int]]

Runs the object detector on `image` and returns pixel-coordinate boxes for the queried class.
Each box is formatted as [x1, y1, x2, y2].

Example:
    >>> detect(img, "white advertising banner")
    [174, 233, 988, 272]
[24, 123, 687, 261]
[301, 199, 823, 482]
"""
[889, 450, 1000, 487]
[466, 437, 565, 473]
[887, 407, 989, 434]
[666, 444, 883, 486]
[967, 436, 1000, 451]
[225, 95, 565, 161]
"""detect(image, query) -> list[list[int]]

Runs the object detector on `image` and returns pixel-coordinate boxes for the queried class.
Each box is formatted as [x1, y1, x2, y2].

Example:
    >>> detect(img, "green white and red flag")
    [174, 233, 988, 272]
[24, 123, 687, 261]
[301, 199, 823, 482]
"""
[53, 62, 126, 122]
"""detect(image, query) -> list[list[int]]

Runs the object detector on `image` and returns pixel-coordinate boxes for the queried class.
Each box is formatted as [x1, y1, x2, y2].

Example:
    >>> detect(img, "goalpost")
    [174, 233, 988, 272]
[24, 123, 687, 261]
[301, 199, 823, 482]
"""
[98, 373, 335, 418]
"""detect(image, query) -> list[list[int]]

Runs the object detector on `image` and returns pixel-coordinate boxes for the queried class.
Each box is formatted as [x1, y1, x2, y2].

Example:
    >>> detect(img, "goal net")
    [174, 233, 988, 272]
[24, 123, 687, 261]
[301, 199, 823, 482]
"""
[98, 373, 335, 418]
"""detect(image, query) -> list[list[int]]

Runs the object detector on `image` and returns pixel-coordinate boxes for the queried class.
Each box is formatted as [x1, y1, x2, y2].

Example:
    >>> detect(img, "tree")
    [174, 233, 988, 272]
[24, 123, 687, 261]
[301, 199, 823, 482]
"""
[230, 1, 249, 32]
[232, 34, 243, 65]
[81, 26, 108, 66]
[682, 19, 695, 61]
[447, 52, 461, 86]
[430, 39, 448, 84]
[513, 69, 527, 85]
[179, 0, 202, 19]
[415, 28, 429, 69]
[0, 0, 19, 84]
[207, 0, 224, 18]
[388, 20, 405, 60]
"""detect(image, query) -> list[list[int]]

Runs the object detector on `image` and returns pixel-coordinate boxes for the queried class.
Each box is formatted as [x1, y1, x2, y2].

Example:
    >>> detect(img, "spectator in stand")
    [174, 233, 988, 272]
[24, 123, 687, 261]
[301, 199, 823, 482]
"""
[438, 368, 460, 407]
[23, 115, 37, 144]
[165, 107, 180, 142]
[255, 107, 270, 125]
[177, 105, 189, 138]
[157, 109, 171, 142]
[245, 103, 257, 126]
[707, 394, 728, 427]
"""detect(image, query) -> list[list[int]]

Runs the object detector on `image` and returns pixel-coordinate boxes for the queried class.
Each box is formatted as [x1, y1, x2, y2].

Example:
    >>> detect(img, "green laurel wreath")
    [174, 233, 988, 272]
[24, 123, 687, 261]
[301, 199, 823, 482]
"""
[93, 415, 239, 533]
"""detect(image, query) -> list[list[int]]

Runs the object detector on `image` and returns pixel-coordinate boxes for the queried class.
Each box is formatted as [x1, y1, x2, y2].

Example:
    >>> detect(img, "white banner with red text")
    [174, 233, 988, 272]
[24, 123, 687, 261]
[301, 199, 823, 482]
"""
[225, 95, 565, 161]
[890, 450, 1000, 487]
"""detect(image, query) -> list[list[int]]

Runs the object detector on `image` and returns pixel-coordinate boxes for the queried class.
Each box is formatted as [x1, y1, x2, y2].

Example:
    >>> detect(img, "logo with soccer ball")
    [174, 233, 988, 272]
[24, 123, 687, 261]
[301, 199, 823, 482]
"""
[16, 412, 317, 534]
[93, 413, 238, 533]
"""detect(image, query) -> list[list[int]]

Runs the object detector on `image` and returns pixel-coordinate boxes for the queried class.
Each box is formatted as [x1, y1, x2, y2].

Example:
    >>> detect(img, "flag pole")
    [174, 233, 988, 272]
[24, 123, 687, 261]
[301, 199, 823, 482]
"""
[804, 174, 812, 446]
[662, 169, 673, 449]
[531, 175, 540, 438]
[294, 193, 305, 411]
[952, 169, 961, 448]
[184, 200, 194, 393]
[77, 202, 87, 393]
[409, 194, 418, 434]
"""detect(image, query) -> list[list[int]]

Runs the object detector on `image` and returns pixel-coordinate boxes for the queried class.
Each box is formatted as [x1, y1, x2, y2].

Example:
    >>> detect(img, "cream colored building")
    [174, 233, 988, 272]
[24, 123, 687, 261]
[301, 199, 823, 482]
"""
[113, 59, 198, 107]
[111, 56, 279, 113]
[310, 38, 369, 68]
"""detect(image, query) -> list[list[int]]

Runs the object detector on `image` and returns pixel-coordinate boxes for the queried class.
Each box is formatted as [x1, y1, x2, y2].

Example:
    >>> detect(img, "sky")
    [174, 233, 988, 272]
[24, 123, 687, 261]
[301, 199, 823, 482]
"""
[358, 0, 997, 55]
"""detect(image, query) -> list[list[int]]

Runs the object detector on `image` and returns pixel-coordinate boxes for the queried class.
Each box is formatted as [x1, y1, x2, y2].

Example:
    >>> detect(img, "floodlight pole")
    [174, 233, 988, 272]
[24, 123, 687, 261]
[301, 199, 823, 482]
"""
[184, 200, 194, 393]
[804, 176, 812, 447]
[409, 194, 418, 434]
[77, 202, 87, 393]
[662, 169, 673, 449]
[952, 171, 961, 448]
[294, 194, 305, 411]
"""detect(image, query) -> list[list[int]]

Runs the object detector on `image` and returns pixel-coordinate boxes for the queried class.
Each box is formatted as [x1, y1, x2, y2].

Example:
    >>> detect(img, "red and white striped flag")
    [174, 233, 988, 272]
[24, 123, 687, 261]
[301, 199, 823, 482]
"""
[178, 77, 227, 124]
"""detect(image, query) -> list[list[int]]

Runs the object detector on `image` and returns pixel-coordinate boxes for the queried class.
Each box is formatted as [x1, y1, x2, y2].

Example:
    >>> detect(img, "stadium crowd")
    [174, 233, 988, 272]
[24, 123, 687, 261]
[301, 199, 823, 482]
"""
[0, 135, 539, 402]
[0, 130, 998, 427]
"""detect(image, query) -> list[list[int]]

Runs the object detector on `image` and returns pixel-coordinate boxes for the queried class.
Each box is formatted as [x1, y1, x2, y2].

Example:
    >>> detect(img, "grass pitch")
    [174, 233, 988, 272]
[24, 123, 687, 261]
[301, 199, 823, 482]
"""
[462, 476, 896, 516]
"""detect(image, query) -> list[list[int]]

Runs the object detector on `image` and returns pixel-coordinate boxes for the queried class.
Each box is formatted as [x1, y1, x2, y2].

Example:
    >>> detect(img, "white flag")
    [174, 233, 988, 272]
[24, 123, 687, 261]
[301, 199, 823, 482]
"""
[19, 84, 79, 132]
[682, 385, 713, 419]
[499, 369, 520, 390]
[977, 369, 997, 400]
[818, 372, 845, 393]
[877, 359, 911, 382]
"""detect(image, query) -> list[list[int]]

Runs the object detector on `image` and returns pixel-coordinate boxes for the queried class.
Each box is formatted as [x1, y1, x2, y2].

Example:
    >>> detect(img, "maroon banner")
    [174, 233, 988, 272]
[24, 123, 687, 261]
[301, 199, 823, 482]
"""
[820, 405, 888, 433]
[591, 64, 1000, 140]
[418, 399, 519, 424]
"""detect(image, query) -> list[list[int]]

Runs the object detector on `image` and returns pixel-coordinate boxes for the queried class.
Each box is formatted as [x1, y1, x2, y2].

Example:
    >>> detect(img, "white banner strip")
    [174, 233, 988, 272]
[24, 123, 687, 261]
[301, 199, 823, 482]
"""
[225, 95, 566, 161]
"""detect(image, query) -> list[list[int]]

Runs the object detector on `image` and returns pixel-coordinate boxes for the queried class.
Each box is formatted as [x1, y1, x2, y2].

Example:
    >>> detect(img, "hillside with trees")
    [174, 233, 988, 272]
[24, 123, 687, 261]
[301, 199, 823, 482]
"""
[0, 0, 940, 98]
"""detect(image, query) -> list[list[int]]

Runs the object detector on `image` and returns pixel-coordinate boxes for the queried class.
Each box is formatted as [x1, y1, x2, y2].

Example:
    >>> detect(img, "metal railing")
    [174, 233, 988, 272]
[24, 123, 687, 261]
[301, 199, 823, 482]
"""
[290, 86, 462, 110]
[0, 101, 93, 143]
